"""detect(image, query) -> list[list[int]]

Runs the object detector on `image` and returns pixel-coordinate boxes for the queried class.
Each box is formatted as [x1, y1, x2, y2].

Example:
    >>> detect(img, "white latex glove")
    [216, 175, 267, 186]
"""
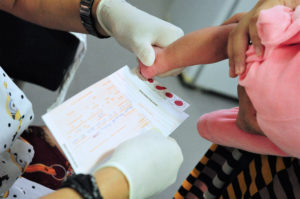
[98, 130, 183, 199]
[96, 0, 184, 66]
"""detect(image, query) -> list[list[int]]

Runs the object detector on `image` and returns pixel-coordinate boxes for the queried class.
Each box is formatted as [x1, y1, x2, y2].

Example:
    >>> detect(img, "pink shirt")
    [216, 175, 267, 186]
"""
[198, 6, 300, 157]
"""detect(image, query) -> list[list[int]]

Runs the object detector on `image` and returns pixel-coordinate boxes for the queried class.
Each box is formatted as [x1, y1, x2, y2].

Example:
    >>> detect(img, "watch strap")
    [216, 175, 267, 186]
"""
[80, 0, 108, 38]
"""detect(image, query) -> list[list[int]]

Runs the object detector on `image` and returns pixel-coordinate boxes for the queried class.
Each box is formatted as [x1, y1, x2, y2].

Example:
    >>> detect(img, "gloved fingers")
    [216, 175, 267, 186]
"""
[139, 60, 184, 79]
[93, 130, 183, 199]
[154, 25, 184, 47]
[138, 46, 183, 79]
[133, 41, 156, 66]
[139, 60, 158, 79]
[166, 136, 184, 166]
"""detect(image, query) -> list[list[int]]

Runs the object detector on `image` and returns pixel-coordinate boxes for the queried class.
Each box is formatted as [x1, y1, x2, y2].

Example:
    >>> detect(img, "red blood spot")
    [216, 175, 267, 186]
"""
[175, 100, 183, 106]
[156, 86, 167, 90]
[148, 79, 154, 83]
[165, 92, 173, 98]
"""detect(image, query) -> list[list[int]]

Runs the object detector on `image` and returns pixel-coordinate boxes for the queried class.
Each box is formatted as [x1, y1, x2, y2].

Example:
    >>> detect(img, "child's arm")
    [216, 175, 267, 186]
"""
[139, 24, 235, 79]
[198, 107, 288, 156]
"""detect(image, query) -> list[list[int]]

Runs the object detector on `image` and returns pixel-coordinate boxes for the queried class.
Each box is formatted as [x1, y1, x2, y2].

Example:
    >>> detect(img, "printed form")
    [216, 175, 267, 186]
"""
[43, 66, 189, 174]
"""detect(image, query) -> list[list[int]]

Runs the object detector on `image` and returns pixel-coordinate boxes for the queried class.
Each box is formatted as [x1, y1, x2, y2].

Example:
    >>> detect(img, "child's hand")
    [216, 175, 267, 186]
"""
[227, 0, 300, 77]
[139, 46, 183, 79]
[138, 47, 164, 79]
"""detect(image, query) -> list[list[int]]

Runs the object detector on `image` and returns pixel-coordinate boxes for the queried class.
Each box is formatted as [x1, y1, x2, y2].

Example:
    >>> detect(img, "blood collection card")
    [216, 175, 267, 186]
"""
[43, 65, 189, 174]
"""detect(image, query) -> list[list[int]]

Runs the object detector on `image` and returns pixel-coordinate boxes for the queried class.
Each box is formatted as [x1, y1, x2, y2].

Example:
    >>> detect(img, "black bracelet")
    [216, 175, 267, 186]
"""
[79, 0, 109, 38]
[60, 174, 103, 199]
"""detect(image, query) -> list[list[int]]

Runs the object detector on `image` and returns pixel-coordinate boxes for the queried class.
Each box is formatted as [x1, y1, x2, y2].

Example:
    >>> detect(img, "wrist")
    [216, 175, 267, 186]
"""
[40, 188, 82, 199]
[94, 167, 129, 199]
[163, 47, 181, 70]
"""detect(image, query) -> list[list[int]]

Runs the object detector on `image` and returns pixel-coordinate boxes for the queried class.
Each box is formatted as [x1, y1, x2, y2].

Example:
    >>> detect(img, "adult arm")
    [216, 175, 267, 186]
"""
[0, 0, 183, 66]
[0, 0, 105, 34]
[41, 130, 183, 199]
[41, 167, 129, 199]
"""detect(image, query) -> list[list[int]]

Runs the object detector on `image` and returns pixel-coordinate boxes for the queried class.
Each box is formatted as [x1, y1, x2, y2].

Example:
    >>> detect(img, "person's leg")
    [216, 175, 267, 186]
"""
[175, 144, 300, 199]
[174, 144, 244, 199]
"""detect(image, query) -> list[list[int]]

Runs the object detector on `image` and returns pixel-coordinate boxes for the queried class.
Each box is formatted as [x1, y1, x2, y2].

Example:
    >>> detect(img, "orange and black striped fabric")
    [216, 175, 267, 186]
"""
[174, 144, 300, 199]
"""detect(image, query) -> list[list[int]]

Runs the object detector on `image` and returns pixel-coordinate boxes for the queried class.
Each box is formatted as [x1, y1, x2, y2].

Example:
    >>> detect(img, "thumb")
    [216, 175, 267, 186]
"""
[140, 64, 157, 79]
[134, 42, 156, 66]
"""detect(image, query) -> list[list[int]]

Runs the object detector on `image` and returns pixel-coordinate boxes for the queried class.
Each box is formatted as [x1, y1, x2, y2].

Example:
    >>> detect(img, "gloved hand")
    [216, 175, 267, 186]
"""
[96, 0, 184, 66]
[96, 130, 183, 199]
[138, 46, 184, 79]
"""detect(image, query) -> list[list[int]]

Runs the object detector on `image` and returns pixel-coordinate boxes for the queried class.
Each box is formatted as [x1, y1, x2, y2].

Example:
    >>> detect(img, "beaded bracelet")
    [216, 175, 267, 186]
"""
[61, 174, 103, 199]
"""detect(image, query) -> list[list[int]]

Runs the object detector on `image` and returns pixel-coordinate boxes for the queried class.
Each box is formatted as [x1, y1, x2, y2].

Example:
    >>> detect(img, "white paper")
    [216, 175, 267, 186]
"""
[43, 66, 189, 174]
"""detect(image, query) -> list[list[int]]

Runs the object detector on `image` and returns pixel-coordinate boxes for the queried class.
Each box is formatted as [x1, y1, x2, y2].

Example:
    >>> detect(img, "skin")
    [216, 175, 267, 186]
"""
[139, 24, 236, 79]
[139, 12, 249, 79]
[138, 17, 264, 136]
[0, 2, 184, 198]
[227, 0, 300, 77]
[0, 0, 108, 36]
[40, 167, 129, 199]
[37, 126, 130, 199]
[236, 85, 264, 135]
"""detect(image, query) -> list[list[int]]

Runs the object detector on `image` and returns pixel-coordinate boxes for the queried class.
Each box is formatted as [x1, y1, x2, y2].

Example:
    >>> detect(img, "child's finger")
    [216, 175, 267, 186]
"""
[139, 64, 157, 79]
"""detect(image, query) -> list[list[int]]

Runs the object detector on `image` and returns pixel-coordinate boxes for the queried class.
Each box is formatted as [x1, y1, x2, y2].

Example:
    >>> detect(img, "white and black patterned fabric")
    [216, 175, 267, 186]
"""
[0, 67, 34, 195]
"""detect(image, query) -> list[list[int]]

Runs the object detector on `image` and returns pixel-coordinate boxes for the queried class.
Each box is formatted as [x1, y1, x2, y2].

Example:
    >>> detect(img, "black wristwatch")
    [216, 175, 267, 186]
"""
[79, 0, 108, 38]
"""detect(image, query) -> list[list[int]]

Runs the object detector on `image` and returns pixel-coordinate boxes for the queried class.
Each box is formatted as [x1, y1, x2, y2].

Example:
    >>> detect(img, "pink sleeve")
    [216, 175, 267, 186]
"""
[197, 107, 287, 156]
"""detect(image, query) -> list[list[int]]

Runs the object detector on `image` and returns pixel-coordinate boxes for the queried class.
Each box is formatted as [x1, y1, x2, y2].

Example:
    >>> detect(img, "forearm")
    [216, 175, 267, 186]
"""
[0, 0, 106, 35]
[162, 24, 236, 69]
[40, 167, 129, 199]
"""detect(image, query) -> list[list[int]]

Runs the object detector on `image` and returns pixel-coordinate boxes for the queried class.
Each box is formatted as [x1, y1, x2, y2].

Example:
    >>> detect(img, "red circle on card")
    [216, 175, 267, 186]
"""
[175, 100, 183, 106]
[165, 92, 173, 98]
[156, 86, 167, 90]
[148, 79, 154, 83]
